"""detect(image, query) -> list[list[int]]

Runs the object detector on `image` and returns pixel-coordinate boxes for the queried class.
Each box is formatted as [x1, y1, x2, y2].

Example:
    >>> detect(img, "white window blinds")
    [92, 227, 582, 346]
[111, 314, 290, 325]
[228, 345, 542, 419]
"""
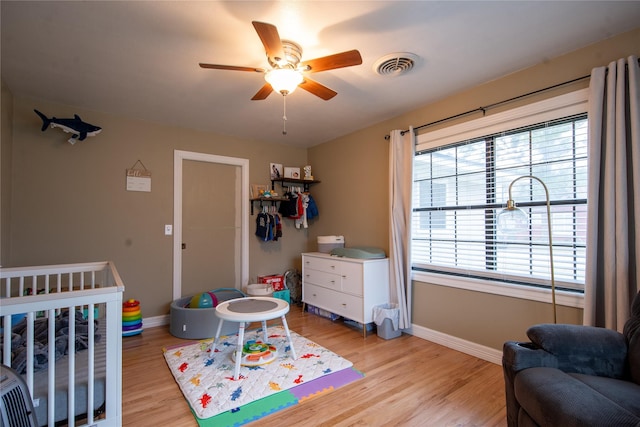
[412, 91, 588, 292]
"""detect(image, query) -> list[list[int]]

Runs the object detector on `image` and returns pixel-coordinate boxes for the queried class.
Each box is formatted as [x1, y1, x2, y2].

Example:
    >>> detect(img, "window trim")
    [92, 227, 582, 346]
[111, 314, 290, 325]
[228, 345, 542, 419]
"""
[413, 89, 588, 307]
[412, 270, 585, 308]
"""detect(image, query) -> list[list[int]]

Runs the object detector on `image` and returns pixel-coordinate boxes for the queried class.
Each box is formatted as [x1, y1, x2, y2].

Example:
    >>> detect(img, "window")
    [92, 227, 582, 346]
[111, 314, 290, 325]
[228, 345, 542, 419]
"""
[412, 90, 588, 294]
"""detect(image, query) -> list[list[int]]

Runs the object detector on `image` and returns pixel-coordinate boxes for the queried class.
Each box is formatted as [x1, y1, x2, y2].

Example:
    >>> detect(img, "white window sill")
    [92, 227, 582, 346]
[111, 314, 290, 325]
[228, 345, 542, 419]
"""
[412, 271, 584, 309]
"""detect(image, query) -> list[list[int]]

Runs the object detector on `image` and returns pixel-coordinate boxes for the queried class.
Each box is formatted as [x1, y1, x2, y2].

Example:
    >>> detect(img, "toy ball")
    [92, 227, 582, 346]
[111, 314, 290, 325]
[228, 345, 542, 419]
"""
[189, 291, 218, 309]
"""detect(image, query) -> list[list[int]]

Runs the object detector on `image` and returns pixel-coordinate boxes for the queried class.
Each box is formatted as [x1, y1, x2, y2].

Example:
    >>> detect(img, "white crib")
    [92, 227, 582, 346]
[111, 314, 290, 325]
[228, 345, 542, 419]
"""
[1, 261, 124, 426]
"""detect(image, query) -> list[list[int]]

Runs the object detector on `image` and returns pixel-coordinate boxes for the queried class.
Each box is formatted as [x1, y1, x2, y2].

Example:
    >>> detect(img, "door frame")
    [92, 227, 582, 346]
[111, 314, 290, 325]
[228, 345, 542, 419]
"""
[173, 150, 249, 300]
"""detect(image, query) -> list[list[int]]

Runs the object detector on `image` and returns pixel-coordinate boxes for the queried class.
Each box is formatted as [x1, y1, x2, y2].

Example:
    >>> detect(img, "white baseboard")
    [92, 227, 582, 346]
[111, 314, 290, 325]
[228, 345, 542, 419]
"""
[143, 314, 169, 328]
[409, 324, 502, 365]
[139, 315, 502, 365]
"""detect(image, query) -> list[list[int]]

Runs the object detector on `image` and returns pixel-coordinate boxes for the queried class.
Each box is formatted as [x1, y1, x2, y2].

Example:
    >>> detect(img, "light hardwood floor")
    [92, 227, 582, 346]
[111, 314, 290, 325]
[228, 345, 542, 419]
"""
[122, 304, 507, 426]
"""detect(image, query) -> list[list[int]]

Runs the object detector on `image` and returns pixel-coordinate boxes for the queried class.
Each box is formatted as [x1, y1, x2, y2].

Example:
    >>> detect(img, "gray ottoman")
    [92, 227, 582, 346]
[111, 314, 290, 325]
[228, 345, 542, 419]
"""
[169, 288, 245, 339]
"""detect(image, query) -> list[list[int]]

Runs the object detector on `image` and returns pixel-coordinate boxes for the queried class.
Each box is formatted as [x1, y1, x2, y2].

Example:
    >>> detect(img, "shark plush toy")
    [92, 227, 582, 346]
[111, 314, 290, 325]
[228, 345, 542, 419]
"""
[34, 109, 102, 145]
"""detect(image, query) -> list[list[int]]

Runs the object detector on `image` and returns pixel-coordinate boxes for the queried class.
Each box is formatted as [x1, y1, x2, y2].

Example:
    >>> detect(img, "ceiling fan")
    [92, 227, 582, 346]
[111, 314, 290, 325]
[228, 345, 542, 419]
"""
[199, 21, 363, 101]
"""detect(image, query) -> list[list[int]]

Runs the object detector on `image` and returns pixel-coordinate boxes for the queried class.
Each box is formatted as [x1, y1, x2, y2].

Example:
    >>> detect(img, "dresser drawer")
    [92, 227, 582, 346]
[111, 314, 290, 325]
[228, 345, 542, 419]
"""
[303, 255, 342, 273]
[304, 268, 341, 291]
[302, 252, 390, 331]
[340, 262, 363, 296]
[303, 255, 364, 295]
[303, 283, 364, 322]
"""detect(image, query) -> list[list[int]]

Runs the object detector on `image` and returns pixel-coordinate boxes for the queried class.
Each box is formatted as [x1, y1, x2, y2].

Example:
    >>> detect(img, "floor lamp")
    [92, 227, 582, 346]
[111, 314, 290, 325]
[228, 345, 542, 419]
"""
[497, 175, 557, 323]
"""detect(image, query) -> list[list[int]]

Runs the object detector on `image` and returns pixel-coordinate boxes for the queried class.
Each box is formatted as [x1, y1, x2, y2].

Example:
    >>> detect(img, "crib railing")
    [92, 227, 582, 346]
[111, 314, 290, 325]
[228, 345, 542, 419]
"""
[1, 261, 124, 427]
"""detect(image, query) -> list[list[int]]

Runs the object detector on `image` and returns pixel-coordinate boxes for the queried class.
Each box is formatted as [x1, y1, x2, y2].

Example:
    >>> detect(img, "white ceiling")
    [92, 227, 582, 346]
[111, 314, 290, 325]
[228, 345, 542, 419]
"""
[2, 1, 639, 148]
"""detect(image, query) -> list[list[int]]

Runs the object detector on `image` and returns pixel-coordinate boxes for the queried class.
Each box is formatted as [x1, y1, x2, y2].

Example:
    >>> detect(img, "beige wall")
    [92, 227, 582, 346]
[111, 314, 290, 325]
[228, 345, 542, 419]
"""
[309, 27, 640, 348]
[1, 81, 13, 267]
[3, 27, 639, 349]
[5, 95, 309, 317]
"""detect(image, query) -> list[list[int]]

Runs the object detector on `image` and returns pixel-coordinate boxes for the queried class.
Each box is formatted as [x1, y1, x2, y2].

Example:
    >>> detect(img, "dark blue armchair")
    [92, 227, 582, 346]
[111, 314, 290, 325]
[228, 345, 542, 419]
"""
[502, 291, 640, 426]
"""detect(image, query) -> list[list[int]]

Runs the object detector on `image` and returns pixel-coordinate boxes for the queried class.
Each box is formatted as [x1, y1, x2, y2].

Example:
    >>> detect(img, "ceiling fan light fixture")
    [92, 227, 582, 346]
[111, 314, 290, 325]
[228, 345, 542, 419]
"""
[268, 40, 303, 69]
[265, 68, 304, 95]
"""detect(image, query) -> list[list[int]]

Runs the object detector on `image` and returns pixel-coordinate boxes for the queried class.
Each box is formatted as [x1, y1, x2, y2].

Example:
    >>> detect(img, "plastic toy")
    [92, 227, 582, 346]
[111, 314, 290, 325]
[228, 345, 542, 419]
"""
[122, 299, 143, 336]
[231, 340, 278, 366]
[189, 291, 218, 309]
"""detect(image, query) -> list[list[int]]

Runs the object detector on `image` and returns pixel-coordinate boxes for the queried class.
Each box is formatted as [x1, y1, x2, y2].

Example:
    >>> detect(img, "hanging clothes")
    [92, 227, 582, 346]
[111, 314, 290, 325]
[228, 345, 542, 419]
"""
[295, 193, 309, 229]
[306, 194, 319, 219]
[273, 212, 283, 241]
[255, 210, 272, 241]
[256, 206, 282, 242]
[278, 191, 299, 218]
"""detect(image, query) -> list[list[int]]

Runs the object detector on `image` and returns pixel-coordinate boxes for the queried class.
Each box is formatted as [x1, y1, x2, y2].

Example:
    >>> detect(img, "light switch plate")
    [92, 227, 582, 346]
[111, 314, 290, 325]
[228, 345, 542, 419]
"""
[164, 224, 173, 235]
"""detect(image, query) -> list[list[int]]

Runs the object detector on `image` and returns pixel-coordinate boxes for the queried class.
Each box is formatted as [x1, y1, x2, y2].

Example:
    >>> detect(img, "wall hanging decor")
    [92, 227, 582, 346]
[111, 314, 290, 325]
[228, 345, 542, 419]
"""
[270, 163, 283, 179]
[284, 167, 300, 179]
[34, 109, 102, 145]
[126, 160, 152, 192]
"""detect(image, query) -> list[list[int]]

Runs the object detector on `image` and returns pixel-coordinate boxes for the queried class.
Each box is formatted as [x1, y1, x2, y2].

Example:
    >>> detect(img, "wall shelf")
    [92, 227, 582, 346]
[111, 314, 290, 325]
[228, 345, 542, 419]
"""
[271, 178, 320, 192]
[250, 197, 288, 215]
[251, 177, 321, 215]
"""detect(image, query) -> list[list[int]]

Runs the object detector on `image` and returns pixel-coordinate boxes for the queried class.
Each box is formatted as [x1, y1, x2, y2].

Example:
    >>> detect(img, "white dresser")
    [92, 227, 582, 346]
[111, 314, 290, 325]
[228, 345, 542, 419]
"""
[302, 252, 390, 334]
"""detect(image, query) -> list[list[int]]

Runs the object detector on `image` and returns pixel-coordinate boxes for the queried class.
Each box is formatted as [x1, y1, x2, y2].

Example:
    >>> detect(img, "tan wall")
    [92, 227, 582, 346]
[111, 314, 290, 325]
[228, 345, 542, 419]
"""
[6, 95, 309, 317]
[4, 27, 639, 348]
[1, 81, 13, 267]
[304, 124, 390, 251]
[309, 27, 640, 349]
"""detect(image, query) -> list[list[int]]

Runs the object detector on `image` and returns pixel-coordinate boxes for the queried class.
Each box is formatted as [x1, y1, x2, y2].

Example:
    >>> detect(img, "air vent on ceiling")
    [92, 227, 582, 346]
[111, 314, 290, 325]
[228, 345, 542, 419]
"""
[373, 53, 418, 77]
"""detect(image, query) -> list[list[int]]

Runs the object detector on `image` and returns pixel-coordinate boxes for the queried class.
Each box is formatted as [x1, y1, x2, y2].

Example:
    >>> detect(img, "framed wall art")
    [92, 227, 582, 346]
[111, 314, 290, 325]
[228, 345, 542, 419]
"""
[270, 163, 283, 179]
[251, 184, 268, 198]
[284, 167, 300, 179]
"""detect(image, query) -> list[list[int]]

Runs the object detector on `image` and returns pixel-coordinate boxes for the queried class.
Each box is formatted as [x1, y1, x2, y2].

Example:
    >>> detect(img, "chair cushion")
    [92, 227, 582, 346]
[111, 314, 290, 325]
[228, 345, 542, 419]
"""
[569, 373, 640, 417]
[515, 367, 640, 427]
[526, 324, 628, 378]
[623, 291, 640, 384]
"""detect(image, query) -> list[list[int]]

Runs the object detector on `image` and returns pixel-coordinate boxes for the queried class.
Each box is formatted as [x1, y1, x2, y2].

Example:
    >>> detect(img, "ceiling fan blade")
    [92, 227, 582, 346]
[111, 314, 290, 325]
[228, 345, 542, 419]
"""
[299, 50, 363, 73]
[199, 63, 265, 73]
[252, 21, 285, 62]
[299, 78, 337, 100]
[251, 83, 274, 100]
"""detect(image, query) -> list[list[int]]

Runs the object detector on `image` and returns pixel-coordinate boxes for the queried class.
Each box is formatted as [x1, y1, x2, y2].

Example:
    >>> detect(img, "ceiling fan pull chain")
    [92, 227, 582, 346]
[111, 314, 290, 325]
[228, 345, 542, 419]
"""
[282, 95, 288, 135]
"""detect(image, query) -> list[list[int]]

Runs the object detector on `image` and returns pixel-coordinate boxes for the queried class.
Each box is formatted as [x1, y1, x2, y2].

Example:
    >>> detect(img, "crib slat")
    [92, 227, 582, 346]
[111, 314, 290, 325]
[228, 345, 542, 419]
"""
[47, 309, 56, 426]
[104, 297, 123, 425]
[25, 311, 35, 397]
[87, 303, 95, 424]
[68, 307, 76, 427]
[2, 314, 11, 366]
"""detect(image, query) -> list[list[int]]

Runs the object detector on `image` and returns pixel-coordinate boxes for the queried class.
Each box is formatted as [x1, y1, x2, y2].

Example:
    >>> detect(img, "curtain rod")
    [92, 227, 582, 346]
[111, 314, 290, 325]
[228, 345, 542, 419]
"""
[385, 57, 639, 140]
[384, 74, 589, 140]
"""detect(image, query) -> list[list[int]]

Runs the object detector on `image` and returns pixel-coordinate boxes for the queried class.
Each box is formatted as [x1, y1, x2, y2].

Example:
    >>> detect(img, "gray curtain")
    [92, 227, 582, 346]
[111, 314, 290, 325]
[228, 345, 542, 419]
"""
[388, 128, 414, 329]
[584, 56, 640, 331]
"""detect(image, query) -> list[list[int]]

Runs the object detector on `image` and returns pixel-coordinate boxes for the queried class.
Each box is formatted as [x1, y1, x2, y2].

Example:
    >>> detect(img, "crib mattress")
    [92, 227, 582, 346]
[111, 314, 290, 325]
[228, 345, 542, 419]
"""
[30, 320, 108, 426]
